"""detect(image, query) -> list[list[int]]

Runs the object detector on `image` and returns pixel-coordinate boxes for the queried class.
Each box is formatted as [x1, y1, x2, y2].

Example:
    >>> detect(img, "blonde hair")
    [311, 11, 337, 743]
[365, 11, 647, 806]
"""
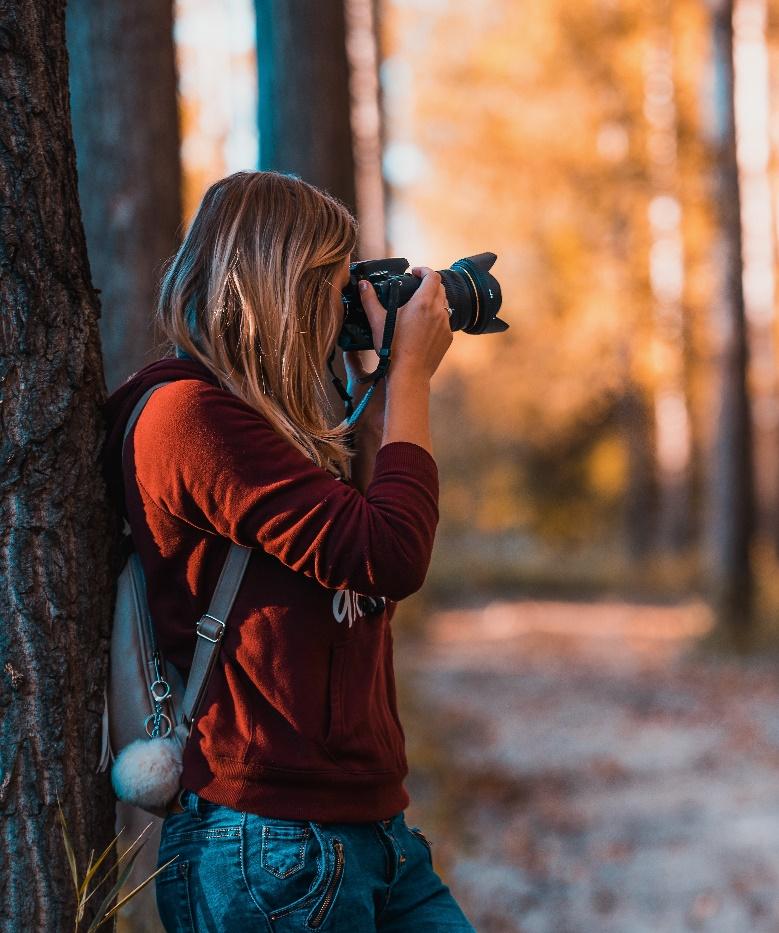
[157, 171, 358, 476]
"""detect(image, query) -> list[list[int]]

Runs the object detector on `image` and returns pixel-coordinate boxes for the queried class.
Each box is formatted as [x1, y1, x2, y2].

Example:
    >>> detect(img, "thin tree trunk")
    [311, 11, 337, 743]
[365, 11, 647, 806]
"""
[344, 0, 387, 258]
[731, 0, 779, 553]
[0, 2, 116, 929]
[620, 381, 656, 561]
[67, 0, 182, 391]
[256, 0, 357, 213]
[644, 12, 693, 553]
[704, 0, 754, 641]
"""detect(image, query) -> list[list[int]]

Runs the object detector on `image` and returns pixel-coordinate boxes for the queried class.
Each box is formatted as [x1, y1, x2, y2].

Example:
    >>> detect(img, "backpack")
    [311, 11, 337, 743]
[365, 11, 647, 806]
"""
[97, 382, 251, 818]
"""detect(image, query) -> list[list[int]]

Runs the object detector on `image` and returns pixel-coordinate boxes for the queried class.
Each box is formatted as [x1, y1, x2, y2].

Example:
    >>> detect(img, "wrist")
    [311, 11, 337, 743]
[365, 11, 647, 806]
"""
[387, 362, 432, 389]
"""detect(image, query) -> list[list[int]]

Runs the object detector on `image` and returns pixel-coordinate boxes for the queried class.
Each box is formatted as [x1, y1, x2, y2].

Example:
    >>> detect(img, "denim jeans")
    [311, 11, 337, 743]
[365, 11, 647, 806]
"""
[155, 789, 476, 932]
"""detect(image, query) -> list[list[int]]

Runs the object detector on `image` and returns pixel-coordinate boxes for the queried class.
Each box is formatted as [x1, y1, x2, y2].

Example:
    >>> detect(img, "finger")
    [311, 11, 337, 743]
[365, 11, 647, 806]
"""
[343, 349, 369, 381]
[413, 269, 443, 304]
[411, 265, 435, 279]
[357, 279, 387, 335]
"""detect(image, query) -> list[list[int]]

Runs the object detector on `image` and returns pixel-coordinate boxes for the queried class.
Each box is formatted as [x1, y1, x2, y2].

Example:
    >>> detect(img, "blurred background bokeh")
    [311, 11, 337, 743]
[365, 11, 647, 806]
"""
[67, 0, 779, 929]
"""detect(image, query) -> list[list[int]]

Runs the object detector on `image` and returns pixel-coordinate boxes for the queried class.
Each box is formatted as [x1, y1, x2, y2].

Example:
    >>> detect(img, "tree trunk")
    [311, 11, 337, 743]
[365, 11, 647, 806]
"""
[0, 2, 117, 930]
[66, 0, 182, 391]
[256, 0, 357, 214]
[344, 0, 387, 258]
[620, 381, 657, 561]
[704, 0, 754, 641]
[644, 11, 694, 554]
[731, 0, 779, 553]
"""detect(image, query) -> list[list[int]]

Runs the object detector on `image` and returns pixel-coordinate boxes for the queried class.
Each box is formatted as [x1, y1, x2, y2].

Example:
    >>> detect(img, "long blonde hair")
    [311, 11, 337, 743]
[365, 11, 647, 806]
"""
[157, 171, 358, 475]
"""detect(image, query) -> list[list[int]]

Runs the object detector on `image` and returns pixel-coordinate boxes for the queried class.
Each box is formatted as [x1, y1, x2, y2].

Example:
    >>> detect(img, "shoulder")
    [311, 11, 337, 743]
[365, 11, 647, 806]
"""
[136, 379, 273, 444]
[130, 378, 284, 478]
[130, 377, 312, 485]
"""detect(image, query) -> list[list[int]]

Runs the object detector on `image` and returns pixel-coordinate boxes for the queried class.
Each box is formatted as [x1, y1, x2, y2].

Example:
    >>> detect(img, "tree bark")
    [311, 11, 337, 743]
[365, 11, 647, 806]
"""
[256, 0, 357, 214]
[0, 2, 117, 929]
[704, 0, 754, 641]
[66, 0, 182, 391]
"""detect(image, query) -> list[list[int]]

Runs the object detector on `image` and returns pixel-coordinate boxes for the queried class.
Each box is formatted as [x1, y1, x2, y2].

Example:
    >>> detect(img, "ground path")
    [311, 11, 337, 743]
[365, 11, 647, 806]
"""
[396, 598, 779, 933]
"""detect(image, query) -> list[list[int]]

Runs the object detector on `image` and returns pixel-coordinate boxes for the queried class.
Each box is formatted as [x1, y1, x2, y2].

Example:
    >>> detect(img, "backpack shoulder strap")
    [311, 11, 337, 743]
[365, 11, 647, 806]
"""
[123, 381, 173, 446]
[182, 542, 252, 732]
[122, 379, 252, 736]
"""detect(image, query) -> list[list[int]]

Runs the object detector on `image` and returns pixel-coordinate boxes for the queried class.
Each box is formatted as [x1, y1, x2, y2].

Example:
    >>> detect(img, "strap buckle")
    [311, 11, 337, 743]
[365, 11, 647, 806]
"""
[196, 613, 225, 643]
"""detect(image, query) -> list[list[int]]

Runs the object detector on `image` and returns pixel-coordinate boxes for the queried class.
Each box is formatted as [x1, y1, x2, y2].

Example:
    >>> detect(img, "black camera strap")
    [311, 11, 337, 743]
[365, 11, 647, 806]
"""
[327, 278, 401, 429]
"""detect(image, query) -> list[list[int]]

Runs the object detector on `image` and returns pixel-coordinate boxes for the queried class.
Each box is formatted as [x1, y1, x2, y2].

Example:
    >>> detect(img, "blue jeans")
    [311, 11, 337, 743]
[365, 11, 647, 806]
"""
[155, 789, 476, 932]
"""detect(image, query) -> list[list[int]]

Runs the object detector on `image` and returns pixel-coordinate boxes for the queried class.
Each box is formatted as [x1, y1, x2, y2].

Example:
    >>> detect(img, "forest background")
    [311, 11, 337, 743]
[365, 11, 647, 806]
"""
[97, 0, 779, 638]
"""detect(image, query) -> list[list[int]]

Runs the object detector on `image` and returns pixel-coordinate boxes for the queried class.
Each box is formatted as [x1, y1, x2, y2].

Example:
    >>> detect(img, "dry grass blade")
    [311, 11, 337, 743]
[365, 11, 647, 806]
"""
[55, 796, 80, 900]
[78, 828, 124, 897]
[55, 799, 162, 931]
[112, 821, 154, 870]
[92, 855, 179, 929]
[79, 821, 155, 911]
[84, 842, 148, 933]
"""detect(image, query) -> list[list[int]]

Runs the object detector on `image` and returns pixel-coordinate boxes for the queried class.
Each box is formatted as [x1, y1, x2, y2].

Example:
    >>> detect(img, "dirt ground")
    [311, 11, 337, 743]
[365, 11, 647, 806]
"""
[396, 597, 779, 933]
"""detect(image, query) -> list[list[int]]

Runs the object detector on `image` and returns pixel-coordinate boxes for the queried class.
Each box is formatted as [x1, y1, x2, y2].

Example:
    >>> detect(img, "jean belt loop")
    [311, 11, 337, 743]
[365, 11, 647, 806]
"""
[185, 790, 202, 820]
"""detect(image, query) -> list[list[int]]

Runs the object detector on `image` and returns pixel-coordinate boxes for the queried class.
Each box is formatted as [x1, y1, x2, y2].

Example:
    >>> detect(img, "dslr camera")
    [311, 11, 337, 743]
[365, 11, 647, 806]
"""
[337, 252, 507, 352]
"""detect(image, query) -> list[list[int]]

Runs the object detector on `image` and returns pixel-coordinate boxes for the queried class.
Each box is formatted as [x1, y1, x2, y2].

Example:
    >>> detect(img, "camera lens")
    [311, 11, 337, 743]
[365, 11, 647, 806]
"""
[444, 253, 506, 335]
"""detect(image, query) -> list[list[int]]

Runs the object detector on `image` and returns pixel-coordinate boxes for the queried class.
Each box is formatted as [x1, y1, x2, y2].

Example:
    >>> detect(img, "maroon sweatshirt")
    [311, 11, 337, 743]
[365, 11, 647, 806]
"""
[103, 358, 439, 822]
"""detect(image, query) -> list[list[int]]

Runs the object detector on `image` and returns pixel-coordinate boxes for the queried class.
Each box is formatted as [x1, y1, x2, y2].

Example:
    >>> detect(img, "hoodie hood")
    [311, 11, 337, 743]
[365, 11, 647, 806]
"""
[102, 356, 220, 518]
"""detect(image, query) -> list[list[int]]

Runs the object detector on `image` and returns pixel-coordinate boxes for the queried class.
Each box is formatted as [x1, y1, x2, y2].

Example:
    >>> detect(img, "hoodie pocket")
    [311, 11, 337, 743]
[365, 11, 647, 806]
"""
[325, 627, 403, 773]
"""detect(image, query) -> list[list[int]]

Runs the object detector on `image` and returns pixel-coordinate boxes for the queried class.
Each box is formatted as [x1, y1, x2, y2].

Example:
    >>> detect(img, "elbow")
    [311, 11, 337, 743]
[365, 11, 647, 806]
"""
[372, 544, 433, 601]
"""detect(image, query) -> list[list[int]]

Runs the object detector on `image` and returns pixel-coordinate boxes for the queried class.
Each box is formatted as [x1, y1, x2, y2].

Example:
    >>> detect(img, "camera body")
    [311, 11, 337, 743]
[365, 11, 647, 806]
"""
[338, 253, 507, 352]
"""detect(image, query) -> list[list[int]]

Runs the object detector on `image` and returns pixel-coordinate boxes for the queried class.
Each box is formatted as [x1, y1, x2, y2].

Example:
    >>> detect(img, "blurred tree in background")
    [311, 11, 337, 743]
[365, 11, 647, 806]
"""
[382, 0, 779, 642]
[256, 0, 356, 212]
[67, 0, 182, 391]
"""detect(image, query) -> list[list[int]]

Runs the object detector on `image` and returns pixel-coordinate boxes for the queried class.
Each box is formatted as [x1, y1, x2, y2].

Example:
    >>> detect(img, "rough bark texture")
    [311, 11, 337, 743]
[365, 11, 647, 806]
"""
[705, 0, 754, 640]
[256, 0, 357, 214]
[66, 0, 182, 392]
[0, 2, 117, 929]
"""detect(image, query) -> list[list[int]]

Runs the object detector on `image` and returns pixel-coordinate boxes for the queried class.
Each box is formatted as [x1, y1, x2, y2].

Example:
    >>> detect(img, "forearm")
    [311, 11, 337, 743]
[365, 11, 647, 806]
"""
[382, 366, 432, 454]
[349, 418, 383, 493]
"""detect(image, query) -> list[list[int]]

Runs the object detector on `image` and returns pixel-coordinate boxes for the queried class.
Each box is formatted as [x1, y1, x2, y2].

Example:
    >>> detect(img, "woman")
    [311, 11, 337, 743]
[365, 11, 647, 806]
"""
[103, 170, 475, 931]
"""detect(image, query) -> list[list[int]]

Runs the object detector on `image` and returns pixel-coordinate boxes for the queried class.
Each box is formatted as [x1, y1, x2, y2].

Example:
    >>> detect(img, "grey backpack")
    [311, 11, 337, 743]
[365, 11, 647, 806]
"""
[97, 382, 251, 817]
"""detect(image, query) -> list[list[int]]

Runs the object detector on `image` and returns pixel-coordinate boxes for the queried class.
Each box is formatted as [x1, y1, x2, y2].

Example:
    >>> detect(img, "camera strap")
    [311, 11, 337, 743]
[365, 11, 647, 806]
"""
[327, 278, 401, 429]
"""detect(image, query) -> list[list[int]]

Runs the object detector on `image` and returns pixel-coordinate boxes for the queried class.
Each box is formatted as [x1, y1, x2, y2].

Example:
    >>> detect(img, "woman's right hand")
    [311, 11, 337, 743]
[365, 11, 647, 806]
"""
[359, 266, 453, 382]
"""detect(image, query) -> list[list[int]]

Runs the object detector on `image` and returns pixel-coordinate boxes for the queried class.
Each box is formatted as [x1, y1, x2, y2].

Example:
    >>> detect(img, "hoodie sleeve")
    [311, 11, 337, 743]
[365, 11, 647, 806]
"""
[129, 379, 439, 601]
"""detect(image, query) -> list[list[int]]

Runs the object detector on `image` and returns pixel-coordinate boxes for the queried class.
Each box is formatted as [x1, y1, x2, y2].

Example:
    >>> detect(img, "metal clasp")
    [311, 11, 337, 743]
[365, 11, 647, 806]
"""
[196, 613, 225, 643]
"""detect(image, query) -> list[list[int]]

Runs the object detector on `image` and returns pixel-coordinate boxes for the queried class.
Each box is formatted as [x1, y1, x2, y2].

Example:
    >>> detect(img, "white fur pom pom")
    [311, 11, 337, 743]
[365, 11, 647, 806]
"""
[111, 738, 183, 809]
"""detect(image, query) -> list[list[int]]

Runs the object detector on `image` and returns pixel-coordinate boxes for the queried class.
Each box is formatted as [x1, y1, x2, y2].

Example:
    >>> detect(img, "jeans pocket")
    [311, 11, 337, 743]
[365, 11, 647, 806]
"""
[243, 816, 324, 919]
[261, 823, 311, 879]
[155, 858, 195, 933]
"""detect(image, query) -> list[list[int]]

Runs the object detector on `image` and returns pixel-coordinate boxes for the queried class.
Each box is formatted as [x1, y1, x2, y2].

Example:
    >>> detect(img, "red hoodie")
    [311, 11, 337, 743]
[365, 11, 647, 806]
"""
[103, 358, 439, 822]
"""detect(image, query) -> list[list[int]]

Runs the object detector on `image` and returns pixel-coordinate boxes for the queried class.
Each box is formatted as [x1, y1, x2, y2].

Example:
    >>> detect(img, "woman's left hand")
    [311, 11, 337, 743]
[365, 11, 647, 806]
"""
[343, 350, 386, 435]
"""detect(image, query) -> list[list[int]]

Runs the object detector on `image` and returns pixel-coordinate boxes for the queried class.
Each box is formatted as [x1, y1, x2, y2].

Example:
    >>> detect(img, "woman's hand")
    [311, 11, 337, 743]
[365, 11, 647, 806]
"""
[342, 347, 385, 493]
[342, 349, 386, 436]
[357, 266, 453, 381]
